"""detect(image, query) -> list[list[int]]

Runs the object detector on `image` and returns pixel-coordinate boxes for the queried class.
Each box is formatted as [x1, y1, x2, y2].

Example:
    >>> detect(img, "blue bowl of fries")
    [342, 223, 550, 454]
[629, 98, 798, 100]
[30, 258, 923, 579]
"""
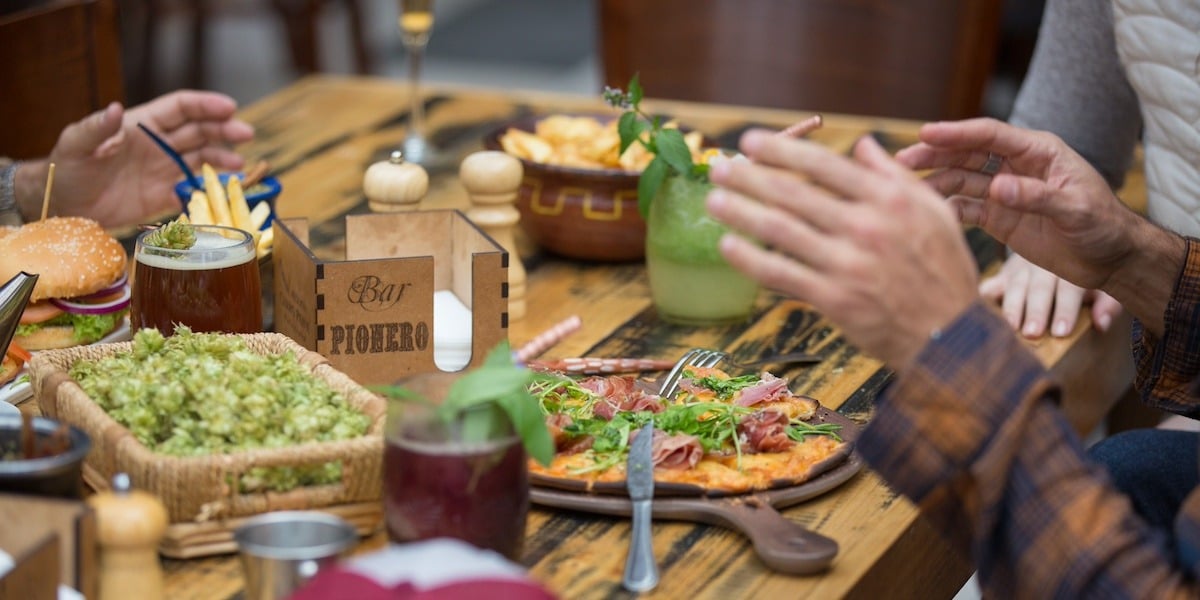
[173, 172, 282, 231]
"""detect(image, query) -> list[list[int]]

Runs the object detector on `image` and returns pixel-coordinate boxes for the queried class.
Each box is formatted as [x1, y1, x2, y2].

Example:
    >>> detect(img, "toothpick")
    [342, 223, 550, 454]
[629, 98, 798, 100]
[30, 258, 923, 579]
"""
[778, 115, 823, 139]
[513, 314, 583, 364]
[40, 162, 55, 221]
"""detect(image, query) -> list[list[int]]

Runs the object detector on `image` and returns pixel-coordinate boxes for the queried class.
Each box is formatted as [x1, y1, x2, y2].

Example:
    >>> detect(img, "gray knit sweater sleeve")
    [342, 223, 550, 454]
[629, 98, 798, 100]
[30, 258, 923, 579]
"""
[1009, 0, 1141, 189]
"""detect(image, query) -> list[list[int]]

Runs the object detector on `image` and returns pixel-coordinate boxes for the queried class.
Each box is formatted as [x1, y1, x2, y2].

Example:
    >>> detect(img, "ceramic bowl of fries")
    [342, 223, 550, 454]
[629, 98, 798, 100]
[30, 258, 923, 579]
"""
[173, 165, 281, 260]
[485, 114, 708, 262]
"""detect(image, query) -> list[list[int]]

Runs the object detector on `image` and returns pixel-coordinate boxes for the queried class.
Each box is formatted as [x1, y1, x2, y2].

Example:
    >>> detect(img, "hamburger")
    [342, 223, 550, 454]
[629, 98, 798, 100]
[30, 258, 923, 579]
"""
[0, 217, 130, 351]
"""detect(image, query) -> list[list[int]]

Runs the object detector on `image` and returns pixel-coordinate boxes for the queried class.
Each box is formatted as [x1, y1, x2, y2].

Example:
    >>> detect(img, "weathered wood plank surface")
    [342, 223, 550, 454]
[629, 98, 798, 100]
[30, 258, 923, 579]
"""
[160, 75, 1143, 599]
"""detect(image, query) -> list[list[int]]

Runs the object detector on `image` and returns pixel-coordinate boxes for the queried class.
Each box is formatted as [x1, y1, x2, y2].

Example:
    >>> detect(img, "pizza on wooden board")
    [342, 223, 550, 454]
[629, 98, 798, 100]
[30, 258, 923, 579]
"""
[529, 366, 853, 496]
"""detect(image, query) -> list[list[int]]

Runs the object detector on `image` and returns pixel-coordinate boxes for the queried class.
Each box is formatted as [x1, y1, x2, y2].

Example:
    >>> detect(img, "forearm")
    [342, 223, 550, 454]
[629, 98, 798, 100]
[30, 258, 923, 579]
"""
[1131, 238, 1200, 414]
[1103, 220, 1188, 337]
[862, 303, 1199, 596]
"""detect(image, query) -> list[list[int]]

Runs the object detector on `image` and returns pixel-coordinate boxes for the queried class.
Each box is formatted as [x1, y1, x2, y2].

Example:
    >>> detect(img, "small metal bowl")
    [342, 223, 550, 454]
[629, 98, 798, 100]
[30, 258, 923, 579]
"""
[0, 415, 91, 498]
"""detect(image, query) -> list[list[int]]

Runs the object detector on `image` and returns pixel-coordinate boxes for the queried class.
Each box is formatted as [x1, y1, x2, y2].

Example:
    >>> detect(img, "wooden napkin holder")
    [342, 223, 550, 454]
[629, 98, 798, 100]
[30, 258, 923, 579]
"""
[272, 210, 509, 386]
[0, 494, 96, 600]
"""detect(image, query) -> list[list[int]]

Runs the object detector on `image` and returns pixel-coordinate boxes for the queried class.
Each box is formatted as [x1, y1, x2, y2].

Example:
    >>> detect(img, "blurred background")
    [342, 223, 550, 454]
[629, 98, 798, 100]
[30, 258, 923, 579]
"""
[1, 0, 1044, 157]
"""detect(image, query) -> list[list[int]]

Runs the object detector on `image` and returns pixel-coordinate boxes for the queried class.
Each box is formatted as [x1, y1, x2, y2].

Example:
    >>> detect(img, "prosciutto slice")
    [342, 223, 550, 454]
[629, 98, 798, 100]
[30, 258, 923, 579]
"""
[734, 372, 789, 407]
[635, 428, 703, 470]
[580, 375, 664, 420]
[546, 413, 574, 448]
[578, 374, 638, 398]
[545, 413, 594, 454]
[737, 409, 794, 453]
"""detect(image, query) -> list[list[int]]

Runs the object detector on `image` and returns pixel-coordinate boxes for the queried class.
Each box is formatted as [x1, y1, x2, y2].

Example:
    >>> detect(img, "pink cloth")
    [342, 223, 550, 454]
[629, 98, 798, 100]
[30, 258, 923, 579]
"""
[291, 572, 556, 600]
[286, 539, 556, 600]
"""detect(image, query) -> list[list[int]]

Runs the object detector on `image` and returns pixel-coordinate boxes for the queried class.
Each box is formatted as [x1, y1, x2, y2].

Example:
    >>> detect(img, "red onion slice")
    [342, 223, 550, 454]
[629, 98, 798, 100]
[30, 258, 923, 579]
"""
[74, 273, 129, 301]
[50, 285, 131, 315]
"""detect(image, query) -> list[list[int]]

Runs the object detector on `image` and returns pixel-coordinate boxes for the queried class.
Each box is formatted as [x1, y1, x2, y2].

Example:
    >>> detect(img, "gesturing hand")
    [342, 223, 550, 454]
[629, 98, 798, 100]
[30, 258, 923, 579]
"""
[706, 131, 979, 372]
[31, 91, 254, 228]
[894, 118, 1143, 292]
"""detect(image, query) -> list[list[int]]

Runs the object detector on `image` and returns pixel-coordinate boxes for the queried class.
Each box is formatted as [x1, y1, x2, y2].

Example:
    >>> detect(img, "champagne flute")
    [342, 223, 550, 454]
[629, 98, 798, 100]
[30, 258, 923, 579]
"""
[399, 0, 438, 165]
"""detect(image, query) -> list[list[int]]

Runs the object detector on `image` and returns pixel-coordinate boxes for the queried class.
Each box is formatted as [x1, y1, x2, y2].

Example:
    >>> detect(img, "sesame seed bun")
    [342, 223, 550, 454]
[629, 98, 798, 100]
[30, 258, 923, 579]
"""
[14, 325, 82, 351]
[0, 217, 127, 302]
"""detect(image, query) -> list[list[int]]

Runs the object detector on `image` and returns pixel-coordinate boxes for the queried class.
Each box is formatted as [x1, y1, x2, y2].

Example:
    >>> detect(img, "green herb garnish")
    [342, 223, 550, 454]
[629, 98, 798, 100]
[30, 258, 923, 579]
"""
[144, 219, 196, 250]
[603, 74, 709, 217]
[376, 341, 562, 467]
[787, 420, 843, 443]
[688, 371, 760, 400]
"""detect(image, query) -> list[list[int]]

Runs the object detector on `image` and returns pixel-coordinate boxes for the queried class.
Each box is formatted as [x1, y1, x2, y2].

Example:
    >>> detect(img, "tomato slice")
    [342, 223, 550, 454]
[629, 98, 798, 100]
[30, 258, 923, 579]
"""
[20, 301, 64, 325]
[5, 341, 31, 364]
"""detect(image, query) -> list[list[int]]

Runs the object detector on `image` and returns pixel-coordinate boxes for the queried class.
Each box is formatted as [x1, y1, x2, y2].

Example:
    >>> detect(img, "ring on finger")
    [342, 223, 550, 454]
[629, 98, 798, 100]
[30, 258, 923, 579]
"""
[979, 152, 1003, 176]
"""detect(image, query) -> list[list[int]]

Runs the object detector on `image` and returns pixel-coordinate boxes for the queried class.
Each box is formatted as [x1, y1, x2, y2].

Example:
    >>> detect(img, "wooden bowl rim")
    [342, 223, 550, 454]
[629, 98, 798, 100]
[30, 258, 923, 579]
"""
[484, 113, 660, 180]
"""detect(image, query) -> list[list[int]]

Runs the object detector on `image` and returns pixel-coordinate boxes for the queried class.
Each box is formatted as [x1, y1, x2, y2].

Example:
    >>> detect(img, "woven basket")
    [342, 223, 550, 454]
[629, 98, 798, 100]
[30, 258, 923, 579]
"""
[28, 333, 386, 528]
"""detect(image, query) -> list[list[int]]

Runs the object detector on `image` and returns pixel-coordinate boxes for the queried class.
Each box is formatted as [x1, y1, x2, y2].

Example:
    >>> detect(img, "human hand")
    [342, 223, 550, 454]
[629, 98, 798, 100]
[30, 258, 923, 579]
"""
[21, 90, 254, 228]
[982, 252, 1124, 337]
[894, 118, 1143, 292]
[706, 131, 979, 371]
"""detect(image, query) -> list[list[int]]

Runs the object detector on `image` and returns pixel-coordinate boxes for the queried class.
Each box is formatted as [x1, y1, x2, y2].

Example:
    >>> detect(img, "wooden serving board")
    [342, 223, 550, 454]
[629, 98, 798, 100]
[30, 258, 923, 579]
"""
[531, 409, 864, 574]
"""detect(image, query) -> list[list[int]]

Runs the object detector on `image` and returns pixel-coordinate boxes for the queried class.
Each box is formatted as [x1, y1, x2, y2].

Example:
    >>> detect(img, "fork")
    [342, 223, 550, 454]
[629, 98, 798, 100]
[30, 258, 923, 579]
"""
[657, 348, 822, 398]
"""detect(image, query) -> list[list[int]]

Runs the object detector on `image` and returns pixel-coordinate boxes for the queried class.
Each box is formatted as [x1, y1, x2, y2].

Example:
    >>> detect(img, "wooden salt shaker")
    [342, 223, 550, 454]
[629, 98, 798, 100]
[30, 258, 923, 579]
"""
[363, 150, 429, 212]
[88, 473, 168, 600]
[460, 150, 526, 320]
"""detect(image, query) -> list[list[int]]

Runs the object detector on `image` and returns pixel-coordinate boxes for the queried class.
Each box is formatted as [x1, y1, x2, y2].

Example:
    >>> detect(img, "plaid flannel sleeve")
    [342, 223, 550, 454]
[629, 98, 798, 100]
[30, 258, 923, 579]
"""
[860, 299, 1200, 597]
[1132, 238, 1200, 417]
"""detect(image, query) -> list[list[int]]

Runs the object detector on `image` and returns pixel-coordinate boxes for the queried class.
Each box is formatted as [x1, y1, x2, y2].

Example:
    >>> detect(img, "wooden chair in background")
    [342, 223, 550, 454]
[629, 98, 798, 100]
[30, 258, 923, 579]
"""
[130, 0, 372, 101]
[0, 0, 125, 160]
[598, 0, 1005, 121]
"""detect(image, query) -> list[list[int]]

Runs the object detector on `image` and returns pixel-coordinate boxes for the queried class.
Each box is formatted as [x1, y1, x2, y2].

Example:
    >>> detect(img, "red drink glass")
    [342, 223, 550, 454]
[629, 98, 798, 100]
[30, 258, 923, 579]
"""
[131, 224, 262, 335]
[383, 373, 529, 560]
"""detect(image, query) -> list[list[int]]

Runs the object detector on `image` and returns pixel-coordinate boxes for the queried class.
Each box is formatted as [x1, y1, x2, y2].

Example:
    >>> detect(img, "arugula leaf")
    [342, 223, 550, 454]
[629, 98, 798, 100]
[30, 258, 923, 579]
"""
[786, 420, 842, 443]
[688, 372, 760, 400]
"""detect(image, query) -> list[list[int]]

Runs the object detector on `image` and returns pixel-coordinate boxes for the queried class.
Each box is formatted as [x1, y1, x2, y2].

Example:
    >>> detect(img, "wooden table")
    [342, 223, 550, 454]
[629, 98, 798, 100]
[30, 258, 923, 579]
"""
[161, 75, 1144, 599]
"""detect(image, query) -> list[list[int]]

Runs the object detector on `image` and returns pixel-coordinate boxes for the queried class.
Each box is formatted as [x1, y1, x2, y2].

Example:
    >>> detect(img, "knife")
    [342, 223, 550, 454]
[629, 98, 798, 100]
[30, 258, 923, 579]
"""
[623, 420, 659, 592]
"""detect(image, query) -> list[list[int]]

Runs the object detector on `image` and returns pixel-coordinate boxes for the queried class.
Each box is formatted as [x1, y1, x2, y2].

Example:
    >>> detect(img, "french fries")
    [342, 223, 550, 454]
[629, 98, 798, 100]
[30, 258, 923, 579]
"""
[498, 114, 707, 172]
[185, 163, 274, 259]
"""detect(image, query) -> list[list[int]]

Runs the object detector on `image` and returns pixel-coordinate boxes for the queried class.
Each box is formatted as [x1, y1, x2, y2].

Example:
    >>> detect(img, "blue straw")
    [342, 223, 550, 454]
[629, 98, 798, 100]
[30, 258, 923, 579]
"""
[137, 122, 203, 206]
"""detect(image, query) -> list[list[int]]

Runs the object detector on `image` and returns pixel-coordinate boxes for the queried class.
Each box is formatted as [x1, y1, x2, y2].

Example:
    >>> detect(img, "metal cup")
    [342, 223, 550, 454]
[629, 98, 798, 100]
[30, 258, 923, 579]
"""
[233, 511, 358, 600]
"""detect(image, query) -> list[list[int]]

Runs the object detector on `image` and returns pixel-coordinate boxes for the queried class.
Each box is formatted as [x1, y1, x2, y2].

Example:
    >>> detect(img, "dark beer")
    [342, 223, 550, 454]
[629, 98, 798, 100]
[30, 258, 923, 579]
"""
[131, 226, 262, 335]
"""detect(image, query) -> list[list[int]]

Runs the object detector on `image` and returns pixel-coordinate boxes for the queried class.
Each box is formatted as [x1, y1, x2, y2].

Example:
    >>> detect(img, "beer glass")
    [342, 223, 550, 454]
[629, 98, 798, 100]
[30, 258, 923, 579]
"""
[131, 224, 263, 335]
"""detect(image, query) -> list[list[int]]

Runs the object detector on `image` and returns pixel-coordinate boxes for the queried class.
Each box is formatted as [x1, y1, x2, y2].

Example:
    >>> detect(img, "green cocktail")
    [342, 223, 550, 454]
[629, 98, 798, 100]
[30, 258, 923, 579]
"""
[645, 175, 759, 325]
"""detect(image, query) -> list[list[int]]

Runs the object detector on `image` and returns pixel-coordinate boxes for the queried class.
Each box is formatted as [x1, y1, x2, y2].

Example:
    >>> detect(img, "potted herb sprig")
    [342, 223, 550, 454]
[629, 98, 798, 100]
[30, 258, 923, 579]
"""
[603, 74, 710, 218]
[376, 340, 558, 466]
[604, 75, 760, 325]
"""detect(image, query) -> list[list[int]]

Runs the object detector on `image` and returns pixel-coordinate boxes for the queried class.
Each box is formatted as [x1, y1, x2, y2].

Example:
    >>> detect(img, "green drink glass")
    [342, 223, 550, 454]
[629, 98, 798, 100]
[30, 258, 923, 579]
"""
[644, 175, 760, 325]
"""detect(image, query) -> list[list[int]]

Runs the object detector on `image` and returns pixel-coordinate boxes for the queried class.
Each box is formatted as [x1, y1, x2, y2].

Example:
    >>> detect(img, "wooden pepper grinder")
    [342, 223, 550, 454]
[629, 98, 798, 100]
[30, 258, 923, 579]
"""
[460, 150, 526, 320]
[363, 150, 429, 212]
[88, 473, 168, 600]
